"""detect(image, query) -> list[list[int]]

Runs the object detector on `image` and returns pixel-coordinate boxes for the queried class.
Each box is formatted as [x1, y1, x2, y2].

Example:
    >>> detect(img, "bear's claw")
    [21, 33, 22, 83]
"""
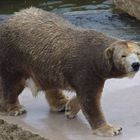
[93, 124, 122, 137]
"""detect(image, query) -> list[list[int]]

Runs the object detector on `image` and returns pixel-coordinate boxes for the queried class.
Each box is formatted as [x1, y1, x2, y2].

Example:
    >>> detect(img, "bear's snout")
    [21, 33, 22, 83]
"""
[125, 53, 140, 73]
[131, 62, 140, 72]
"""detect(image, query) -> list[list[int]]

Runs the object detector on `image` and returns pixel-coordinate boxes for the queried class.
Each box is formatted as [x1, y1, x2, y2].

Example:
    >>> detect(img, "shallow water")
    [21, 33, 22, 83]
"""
[0, 0, 140, 40]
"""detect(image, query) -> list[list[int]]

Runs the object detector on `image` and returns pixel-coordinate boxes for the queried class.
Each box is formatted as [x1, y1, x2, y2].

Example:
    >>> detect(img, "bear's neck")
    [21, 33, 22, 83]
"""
[80, 29, 121, 79]
[64, 28, 126, 79]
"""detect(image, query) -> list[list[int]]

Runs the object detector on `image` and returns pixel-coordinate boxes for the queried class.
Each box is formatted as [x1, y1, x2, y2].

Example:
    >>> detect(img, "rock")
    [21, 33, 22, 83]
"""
[0, 119, 48, 140]
[113, 0, 140, 20]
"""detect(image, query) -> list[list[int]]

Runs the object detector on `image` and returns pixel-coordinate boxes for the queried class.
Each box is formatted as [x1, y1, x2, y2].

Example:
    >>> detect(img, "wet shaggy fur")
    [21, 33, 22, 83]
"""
[0, 7, 140, 136]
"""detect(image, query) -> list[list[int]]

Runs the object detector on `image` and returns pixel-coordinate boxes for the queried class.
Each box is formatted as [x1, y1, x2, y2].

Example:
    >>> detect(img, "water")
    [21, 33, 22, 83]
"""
[0, 0, 110, 14]
[0, 0, 140, 40]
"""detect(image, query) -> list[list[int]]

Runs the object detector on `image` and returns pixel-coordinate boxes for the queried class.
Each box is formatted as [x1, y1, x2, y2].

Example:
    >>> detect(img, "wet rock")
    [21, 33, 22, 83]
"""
[113, 0, 140, 20]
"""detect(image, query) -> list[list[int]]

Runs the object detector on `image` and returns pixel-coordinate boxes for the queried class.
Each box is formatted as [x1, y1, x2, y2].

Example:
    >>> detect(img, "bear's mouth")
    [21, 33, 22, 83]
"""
[124, 65, 139, 79]
[126, 62, 140, 73]
[126, 71, 137, 78]
[123, 65, 139, 79]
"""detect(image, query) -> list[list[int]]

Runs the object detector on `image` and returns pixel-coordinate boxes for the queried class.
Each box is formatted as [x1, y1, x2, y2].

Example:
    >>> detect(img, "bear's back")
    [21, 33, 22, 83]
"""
[9, 7, 76, 31]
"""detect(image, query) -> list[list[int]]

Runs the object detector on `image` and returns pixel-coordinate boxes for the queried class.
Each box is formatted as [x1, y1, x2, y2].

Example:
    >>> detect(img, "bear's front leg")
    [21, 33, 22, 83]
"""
[75, 80, 122, 137]
[65, 96, 80, 119]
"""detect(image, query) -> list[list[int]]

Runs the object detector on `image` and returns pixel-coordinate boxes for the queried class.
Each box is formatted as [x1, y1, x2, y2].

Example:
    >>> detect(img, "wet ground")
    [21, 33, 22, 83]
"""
[0, 0, 140, 140]
[1, 73, 140, 140]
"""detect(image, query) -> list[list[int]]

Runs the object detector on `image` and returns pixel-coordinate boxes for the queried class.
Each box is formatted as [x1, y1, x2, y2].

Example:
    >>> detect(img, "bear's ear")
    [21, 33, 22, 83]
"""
[104, 46, 114, 72]
[104, 46, 114, 60]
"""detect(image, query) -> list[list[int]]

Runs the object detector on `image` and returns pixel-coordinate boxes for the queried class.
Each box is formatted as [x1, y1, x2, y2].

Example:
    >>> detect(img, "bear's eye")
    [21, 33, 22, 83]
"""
[121, 55, 126, 58]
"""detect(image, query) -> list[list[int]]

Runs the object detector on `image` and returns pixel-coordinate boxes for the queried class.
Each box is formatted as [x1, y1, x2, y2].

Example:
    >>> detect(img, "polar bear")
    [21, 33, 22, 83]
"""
[0, 7, 140, 137]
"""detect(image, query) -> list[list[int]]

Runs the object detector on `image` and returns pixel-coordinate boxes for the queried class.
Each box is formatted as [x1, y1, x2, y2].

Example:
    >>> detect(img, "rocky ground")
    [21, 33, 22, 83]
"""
[0, 119, 48, 140]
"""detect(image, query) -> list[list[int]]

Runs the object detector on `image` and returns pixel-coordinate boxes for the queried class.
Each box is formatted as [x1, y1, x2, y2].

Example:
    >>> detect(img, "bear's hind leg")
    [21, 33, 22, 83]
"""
[0, 73, 26, 116]
[45, 89, 69, 112]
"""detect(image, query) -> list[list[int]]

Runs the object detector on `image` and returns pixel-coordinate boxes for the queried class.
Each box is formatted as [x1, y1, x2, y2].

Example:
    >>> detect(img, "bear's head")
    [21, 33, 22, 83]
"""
[104, 40, 140, 78]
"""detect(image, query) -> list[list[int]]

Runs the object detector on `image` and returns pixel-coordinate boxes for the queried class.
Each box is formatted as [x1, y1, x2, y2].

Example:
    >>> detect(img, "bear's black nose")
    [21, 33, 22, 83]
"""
[132, 62, 140, 71]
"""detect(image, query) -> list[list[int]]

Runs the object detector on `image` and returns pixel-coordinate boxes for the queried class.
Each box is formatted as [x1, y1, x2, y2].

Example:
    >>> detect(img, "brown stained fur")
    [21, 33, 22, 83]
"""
[0, 7, 139, 131]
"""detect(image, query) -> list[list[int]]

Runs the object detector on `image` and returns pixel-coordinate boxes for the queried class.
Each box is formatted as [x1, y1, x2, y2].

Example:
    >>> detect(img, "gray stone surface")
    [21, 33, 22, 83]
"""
[1, 72, 140, 140]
